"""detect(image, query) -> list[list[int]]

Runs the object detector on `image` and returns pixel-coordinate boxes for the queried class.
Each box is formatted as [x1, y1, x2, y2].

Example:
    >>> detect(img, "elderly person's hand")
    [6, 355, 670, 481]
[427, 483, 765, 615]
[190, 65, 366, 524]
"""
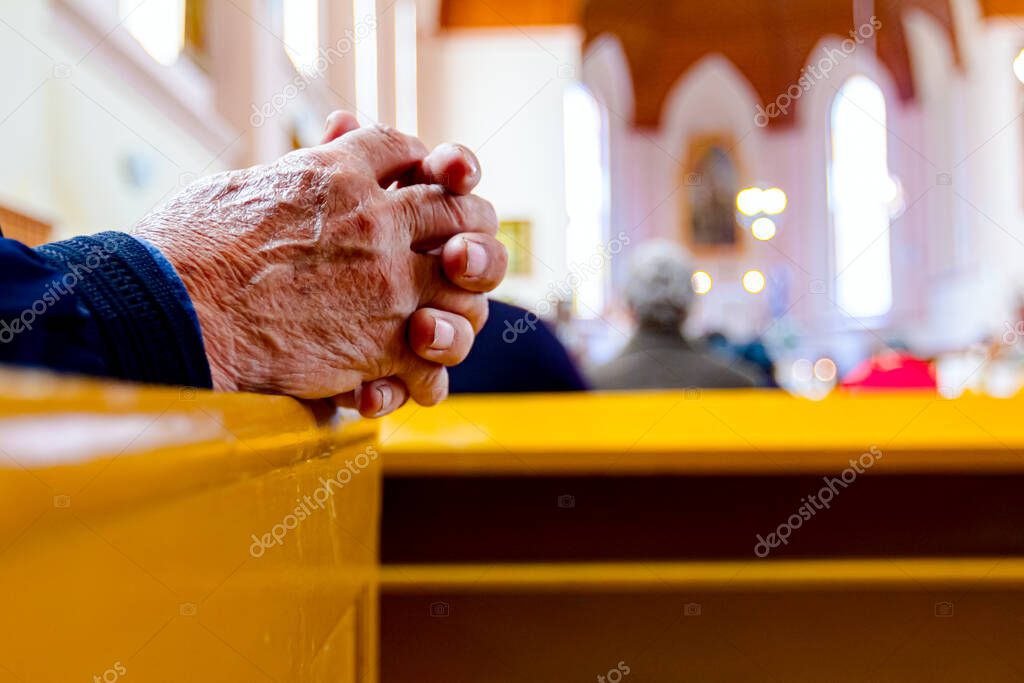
[134, 117, 506, 415]
[318, 111, 492, 416]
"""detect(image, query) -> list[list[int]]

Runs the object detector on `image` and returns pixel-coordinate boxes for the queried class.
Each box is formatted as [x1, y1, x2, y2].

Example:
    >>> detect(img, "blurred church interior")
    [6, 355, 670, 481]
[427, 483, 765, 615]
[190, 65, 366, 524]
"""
[7, 0, 1024, 397]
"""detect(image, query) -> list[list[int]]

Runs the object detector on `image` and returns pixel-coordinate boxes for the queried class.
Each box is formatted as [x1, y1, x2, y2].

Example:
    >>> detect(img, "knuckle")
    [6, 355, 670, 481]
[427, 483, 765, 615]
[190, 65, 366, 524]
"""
[421, 371, 448, 405]
[327, 169, 370, 210]
[295, 147, 332, 172]
[407, 182, 440, 206]
[418, 256, 445, 302]
[370, 124, 409, 156]
[354, 200, 393, 239]
[299, 165, 326, 194]
[402, 185, 456, 233]
[434, 190, 467, 228]
[278, 150, 327, 184]
[327, 168, 363, 192]
[479, 197, 498, 230]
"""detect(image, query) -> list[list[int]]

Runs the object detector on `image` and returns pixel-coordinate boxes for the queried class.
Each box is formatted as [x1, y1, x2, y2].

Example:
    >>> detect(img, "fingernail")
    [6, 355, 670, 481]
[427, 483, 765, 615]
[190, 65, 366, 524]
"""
[455, 143, 480, 179]
[374, 384, 393, 415]
[464, 239, 486, 278]
[431, 318, 456, 350]
[323, 113, 333, 132]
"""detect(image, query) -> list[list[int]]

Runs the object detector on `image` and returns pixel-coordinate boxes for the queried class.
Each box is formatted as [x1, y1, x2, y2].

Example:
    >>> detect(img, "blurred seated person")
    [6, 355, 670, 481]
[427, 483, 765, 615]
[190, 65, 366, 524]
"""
[588, 240, 758, 391]
[448, 299, 587, 393]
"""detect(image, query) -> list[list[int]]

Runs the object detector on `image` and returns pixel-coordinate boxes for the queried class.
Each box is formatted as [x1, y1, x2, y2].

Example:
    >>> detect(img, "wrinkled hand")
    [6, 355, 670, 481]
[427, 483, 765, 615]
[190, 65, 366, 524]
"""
[319, 111, 493, 416]
[135, 119, 506, 413]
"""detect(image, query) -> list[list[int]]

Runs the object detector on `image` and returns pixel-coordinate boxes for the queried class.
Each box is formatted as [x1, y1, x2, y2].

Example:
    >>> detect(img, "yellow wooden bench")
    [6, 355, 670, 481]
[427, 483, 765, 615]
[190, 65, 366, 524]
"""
[8, 375, 1024, 681]
[379, 391, 1024, 682]
[0, 369, 380, 683]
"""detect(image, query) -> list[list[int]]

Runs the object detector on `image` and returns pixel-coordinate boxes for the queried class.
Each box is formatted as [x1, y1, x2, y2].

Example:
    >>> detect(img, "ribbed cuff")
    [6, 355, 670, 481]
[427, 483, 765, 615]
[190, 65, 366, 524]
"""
[37, 231, 213, 388]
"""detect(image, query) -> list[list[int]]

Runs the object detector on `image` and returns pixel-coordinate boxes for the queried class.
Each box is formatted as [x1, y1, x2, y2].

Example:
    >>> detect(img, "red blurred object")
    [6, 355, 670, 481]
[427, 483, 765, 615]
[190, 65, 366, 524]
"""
[841, 351, 937, 391]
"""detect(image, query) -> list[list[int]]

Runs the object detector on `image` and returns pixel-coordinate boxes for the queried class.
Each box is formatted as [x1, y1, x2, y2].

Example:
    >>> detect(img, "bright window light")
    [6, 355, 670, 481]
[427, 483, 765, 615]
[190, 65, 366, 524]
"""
[394, 0, 417, 134]
[282, 0, 320, 73]
[829, 76, 893, 319]
[1014, 48, 1024, 84]
[121, 0, 185, 65]
[355, 0, 379, 124]
[563, 83, 608, 318]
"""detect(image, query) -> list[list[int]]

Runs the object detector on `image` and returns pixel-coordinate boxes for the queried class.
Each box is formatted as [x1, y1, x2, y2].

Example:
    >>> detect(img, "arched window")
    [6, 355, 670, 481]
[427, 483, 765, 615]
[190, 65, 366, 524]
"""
[562, 82, 609, 318]
[120, 0, 186, 65]
[828, 76, 896, 319]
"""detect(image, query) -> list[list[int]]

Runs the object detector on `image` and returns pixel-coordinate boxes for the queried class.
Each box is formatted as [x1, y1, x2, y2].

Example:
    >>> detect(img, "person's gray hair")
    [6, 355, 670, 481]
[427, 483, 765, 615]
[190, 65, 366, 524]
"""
[624, 239, 695, 328]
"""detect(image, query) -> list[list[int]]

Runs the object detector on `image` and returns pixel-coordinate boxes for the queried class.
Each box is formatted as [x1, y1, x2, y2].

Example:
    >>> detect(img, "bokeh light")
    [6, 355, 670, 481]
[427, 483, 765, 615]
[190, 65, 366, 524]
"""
[751, 217, 777, 241]
[691, 270, 713, 295]
[742, 269, 766, 294]
[814, 357, 838, 382]
[761, 187, 788, 215]
[736, 187, 764, 216]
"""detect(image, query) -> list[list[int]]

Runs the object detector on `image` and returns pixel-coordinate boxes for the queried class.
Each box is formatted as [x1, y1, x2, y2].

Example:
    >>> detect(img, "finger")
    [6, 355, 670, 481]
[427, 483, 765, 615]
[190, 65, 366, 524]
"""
[329, 124, 429, 186]
[321, 110, 361, 144]
[363, 378, 410, 417]
[423, 288, 489, 333]
[331, 378, 409, 417]
[392, 185, 498, 250]
[332, 391, 358, 410]
[411, 255, 490, 330]
[358, 378, 409, 417]
[399, 143, 481, 195]
[299, 398, 340, 423]
[407, 308, 475, 366]
[441, 234, 508, 293]
[399, 361, 449, 406]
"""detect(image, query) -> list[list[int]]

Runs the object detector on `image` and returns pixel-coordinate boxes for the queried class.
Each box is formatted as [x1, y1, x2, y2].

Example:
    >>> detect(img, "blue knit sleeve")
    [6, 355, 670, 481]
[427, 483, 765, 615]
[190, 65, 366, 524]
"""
[0, 231, 213, 388]
[135, 236, 205, 345]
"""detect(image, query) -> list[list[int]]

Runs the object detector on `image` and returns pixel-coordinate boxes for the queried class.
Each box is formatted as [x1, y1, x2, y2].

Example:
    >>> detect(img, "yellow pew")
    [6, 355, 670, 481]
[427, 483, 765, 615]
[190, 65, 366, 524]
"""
[379, 391, 1024, 682]
[0, 369, 380, 683]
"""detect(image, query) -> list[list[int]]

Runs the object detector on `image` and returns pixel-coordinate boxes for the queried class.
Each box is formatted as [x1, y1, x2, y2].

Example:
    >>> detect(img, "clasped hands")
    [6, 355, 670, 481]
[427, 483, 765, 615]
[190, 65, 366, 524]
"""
[136, 110, 506, 417]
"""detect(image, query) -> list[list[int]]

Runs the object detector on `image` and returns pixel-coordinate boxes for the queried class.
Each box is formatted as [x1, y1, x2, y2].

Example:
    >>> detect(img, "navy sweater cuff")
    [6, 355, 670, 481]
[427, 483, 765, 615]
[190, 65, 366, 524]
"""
[37, 232, 213, 389]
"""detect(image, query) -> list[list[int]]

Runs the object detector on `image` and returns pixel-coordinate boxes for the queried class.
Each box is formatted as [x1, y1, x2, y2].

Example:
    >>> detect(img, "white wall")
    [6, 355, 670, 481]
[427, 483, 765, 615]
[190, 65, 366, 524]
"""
[0, 0, 227, 239]
[417, 25, 583, 307]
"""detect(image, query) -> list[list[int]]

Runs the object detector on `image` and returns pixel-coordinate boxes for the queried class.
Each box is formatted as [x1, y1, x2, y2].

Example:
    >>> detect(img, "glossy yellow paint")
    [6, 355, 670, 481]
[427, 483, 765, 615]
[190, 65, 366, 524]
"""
[379, 391, 1024, 682]
[382, 558, 1024, 592]
[0, 369, 380, 683]
[381, 390, 1024, 474]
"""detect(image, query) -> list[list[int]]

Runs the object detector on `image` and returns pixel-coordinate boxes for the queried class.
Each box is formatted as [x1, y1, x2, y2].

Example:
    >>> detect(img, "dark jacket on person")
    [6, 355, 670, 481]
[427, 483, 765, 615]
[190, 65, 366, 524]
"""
[0, 231, 211, 388]
[448, 300, 587, 394]
[587, 325, 759, 391]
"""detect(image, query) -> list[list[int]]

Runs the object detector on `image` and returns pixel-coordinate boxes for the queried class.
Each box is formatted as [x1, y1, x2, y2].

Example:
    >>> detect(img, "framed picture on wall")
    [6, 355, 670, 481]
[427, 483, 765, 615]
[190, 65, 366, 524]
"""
[680, 134, 744, 256]
[497, 219, 533, 276]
